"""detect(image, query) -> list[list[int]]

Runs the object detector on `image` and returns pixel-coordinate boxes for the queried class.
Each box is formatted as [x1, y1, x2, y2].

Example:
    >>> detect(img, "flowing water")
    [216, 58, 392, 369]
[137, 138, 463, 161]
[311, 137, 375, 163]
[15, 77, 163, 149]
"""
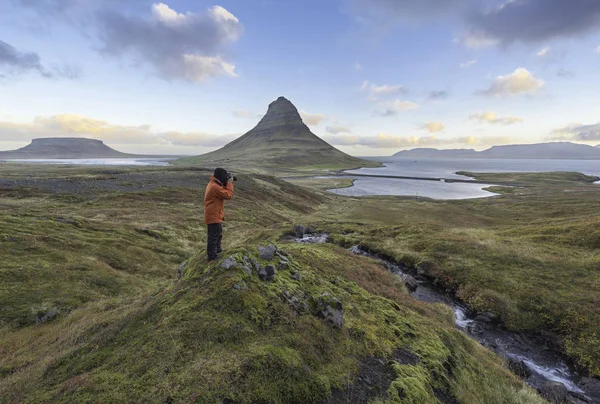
[295, 234, 596, 402]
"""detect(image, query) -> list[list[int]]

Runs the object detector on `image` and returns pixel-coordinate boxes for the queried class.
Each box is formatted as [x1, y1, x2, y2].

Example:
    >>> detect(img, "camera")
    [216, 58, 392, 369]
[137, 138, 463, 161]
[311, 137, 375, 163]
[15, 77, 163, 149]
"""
[227, 173, 238, 182]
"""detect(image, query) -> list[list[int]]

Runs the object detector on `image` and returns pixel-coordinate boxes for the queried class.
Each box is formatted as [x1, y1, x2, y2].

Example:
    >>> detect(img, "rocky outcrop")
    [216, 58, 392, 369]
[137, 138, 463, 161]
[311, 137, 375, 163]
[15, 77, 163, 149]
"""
[538, 381, 568, 403]
[311, 293, 344, 329]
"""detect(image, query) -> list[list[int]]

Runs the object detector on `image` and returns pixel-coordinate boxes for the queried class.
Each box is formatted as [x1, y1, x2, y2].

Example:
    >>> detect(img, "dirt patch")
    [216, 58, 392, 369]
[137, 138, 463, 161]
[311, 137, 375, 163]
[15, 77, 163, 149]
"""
[321, 348, 420, 404]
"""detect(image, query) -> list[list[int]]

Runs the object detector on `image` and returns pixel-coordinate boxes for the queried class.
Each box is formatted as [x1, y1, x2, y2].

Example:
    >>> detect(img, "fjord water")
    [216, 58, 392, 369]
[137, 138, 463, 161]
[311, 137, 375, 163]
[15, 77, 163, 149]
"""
[349, 157, 600, 179]
[333, 157, 600, 199]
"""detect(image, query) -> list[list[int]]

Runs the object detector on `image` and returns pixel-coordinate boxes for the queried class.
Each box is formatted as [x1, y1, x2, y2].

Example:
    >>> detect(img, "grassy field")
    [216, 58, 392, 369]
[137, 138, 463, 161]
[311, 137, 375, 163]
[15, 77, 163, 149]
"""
[315, 171, 600, 378]
[0, 164, 552, 403]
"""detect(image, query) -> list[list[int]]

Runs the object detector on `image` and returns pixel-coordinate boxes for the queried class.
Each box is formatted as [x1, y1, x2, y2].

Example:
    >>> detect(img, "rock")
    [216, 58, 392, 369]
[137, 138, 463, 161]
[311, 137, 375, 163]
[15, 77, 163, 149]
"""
[293, 225, 307, 238]
[331, 277, 341, 286]
[177, 261, 187, 280]
[538, 381, 569, 403]
[221, 257, 239, 270]
[506, 357, 532, 379]
[276, 252, 289, 262]
[241, 265, 253, 276]
[311, 294, 343, 328]
[416, 262, 435, 277]
[251, 258, 262, 271]
[291, 271, 302, 281]
[475, 314, 495, 323]
[467, 323, 485, 336]
[258, 244, 277, 261]
[232, 281, 247, 291]
[581, 377, 600, 398]
[278, 260, 289, 270]
[36, 307, 58, 324]
[399, 273, 419, 292]
[265, 265, 275, 281]
[258, 268, 268, 281]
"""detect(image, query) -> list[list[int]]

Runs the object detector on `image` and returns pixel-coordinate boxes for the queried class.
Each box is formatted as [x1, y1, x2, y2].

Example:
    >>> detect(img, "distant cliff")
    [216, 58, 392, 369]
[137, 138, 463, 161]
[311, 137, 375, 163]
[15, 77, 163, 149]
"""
[0, 138, 134, 159]
[394, 142, 600, 159]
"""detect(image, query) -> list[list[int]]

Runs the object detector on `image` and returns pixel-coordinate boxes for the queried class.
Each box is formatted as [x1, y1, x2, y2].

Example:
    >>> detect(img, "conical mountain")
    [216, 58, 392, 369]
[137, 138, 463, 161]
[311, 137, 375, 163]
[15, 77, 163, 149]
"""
[178, 97, 375, 169]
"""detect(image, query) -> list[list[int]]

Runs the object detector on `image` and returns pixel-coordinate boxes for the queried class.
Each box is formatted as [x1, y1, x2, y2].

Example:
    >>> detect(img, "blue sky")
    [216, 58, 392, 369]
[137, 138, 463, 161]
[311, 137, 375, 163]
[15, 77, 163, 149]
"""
[1, 0, 600, 156]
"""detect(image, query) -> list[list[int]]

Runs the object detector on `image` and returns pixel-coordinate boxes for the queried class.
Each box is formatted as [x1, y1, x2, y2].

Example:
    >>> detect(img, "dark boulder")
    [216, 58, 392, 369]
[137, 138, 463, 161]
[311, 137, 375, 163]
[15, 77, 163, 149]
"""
[538, 381, 568, 403]
[265, 265, 275, 281]
[36, 307, 58, 324]
[506, 357, 532, 379]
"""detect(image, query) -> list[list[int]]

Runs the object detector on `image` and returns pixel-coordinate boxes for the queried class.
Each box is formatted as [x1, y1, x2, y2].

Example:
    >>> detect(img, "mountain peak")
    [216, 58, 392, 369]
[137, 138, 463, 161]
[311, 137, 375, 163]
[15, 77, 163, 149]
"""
[255, 96, 305, 130]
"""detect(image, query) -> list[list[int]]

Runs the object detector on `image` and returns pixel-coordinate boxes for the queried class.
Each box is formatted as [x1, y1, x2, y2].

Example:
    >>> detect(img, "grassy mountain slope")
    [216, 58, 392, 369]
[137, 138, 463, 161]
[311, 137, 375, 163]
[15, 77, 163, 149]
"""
[0, 165, 542, 403]
[177, 97, 377, 170]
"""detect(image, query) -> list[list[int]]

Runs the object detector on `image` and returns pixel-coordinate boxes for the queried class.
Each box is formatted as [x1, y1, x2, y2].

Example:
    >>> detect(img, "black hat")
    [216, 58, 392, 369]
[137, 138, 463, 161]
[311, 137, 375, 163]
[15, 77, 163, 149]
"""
[214, 168, 228, 184]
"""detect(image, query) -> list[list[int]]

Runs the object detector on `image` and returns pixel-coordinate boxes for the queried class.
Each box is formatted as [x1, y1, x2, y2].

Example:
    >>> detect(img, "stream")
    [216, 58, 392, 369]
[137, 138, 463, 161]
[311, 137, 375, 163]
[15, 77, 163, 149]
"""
[294, 233, 598, 403]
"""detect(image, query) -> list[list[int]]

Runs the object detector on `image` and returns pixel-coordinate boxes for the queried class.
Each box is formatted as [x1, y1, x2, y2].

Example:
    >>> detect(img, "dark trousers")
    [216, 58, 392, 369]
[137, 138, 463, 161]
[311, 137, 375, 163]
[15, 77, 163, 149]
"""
[207, 223, 223, 260]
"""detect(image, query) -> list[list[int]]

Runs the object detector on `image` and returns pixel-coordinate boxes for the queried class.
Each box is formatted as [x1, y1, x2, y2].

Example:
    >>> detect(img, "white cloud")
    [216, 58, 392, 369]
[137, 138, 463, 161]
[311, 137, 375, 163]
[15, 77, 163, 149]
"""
[362, 80, 407, 102]
[548, 123, 600, 142]
[326, 126, 352, 134]
[536, 46, 551, 57]
[477, 68, 544, 97]
[0, 114, 237, 147]
[460, 59, 477, 68]
[458, 32, 499, 49]
[470, 111, 524, 125]
[377, 99, 419, 116]
[422, 122, 445, 133]
[300, 111, 326, 126]
[97, 3, 243, 82]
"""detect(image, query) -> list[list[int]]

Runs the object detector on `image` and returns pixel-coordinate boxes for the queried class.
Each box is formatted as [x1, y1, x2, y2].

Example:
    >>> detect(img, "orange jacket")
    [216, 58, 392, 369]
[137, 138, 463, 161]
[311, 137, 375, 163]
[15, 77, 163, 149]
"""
[204, 175, 234, 224]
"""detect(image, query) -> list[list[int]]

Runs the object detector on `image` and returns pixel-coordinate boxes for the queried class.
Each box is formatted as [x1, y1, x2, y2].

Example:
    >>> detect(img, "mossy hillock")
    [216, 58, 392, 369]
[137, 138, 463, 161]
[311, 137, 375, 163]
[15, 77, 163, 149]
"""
[11, 243, 542, 403]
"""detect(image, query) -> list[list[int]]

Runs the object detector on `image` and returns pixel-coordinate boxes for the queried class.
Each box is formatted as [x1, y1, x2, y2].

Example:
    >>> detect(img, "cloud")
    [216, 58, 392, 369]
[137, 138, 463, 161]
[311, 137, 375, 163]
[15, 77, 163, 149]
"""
[326, 126, 352, 134]
[362, 80, 407, 100]
[548, 123, 600, 142]
[477, 68, 544, 97]
[376, 100, 419, 116]
[300, 111, 326, 126]
[0, 114, 237, 147]
[460, 59, 477, 68]
[422, 122, 445, 133]
[466, 0, 600, 45]
[350, 0, 600, 47]
[428, 90, 449, 100]
[323, 133, 512, 149]
[233, 109, 261, 119]
[536, 46, 551, 57]
[0, 40, 78, 79]
[95, 3, 242, 82]
[470, 111, 523, 125]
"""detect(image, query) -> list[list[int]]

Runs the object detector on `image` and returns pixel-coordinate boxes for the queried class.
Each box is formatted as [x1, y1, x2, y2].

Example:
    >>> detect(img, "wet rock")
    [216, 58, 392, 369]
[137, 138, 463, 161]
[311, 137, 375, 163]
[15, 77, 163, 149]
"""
[258, 244, 277, 261]
[311, 293, 343, 328]
[37, 307, 58, 324]
[467, 323, 485, 336]
[232, 281, 247, 291]
[399, 273, 419, 292]
[291, 271, 302, 281]
[293, 225, 307, 238]
[581, 377, 600, 399]
[506, 357, 532, 379]
[221, 257, 239, 270]
[538, 381, 569, 403]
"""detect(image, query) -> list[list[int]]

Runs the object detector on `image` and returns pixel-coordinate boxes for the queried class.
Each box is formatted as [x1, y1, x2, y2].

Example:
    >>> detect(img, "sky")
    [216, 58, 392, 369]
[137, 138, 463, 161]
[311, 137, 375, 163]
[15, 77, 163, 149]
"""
[1, 0, 600, 156]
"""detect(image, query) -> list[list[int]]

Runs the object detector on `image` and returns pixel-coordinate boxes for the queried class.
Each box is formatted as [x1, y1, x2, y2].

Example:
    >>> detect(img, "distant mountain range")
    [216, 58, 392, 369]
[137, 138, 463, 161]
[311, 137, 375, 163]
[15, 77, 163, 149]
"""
[394, 142, 600, 159]
[0, 138, 136, 159]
